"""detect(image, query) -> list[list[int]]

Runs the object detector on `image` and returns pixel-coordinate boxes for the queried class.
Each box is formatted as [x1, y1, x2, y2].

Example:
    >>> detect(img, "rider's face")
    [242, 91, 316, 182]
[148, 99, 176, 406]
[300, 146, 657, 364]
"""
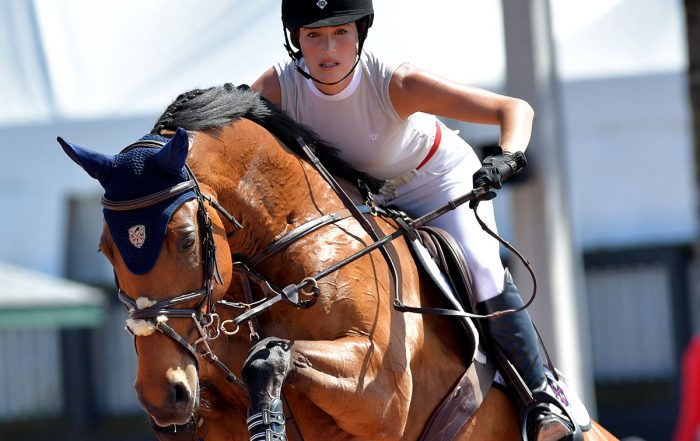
[298, 23, 359, 95]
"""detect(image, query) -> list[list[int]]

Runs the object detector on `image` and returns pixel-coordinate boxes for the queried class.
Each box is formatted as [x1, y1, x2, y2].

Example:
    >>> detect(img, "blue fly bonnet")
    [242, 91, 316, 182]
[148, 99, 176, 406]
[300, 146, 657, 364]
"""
[58, 128, 196, 274]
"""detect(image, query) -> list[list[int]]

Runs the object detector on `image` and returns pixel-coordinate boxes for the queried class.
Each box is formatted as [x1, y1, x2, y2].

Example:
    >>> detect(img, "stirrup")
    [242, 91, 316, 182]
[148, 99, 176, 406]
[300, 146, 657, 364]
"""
[529, 410, 573, 441]
[520, 391, 582, 441]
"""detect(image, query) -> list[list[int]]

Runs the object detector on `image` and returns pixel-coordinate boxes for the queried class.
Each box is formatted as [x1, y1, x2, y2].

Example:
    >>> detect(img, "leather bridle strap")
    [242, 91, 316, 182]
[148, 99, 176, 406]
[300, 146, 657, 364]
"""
[246, 207, 363, 268]
[119, 289, 209, 319]
[119, 289, 208, 365]
[102, 180, 197, 211]
[112, 138, 246, 390]
[295, 137, 401, 302]
[156, 320, 201, 367]
[203, 194, 243, 232]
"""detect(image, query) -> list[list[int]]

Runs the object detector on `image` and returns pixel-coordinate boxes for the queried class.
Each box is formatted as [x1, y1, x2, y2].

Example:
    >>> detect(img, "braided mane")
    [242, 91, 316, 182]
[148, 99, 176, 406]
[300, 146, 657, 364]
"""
[152, 83, 383, 192]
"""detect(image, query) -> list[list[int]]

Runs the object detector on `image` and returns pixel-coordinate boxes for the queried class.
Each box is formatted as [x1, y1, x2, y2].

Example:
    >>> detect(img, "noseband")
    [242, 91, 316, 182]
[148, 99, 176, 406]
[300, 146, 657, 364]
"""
[112, 139, 245, 388]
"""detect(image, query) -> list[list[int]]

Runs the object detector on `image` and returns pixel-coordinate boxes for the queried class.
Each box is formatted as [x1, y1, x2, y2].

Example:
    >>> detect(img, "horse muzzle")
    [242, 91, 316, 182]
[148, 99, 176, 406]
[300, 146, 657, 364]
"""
[137, 368, 200, 427]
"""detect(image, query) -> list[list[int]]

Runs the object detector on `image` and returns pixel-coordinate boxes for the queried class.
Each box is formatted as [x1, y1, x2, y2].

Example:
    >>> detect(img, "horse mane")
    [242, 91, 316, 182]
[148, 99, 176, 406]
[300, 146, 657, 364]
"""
[151, 83, 383, 192]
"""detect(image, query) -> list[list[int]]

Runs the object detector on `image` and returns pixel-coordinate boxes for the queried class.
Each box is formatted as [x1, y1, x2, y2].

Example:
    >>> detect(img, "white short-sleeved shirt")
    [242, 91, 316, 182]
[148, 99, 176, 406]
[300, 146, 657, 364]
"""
[275, 51, 439, 180]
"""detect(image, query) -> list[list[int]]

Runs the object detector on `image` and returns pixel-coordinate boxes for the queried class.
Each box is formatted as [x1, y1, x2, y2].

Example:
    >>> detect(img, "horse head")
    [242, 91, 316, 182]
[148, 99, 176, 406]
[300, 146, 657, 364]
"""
[59, 128, 233, 428]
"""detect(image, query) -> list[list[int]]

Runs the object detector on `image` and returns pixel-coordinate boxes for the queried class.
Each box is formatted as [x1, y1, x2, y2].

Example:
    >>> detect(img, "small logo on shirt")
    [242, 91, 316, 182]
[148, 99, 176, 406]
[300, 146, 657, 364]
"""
[316, 0, 328, 9]
[369, 133, 378, 141]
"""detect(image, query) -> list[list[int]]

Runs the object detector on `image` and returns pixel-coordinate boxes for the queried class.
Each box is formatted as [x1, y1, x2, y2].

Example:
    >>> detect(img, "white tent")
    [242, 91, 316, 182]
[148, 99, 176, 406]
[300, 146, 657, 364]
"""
[1, 0, 508, 126]
[2, 0, 686, 125]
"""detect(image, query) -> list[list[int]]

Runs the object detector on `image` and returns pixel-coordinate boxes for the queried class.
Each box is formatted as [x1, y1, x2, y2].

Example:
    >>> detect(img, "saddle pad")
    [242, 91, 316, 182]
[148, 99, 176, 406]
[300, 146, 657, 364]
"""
[406, 227, 479, 361]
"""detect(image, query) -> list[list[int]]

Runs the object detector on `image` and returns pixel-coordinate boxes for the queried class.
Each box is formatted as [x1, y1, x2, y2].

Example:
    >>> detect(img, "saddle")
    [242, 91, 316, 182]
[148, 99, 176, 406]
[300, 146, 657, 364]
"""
[416, 226, 477, 311]
[403, 223, 593, 439]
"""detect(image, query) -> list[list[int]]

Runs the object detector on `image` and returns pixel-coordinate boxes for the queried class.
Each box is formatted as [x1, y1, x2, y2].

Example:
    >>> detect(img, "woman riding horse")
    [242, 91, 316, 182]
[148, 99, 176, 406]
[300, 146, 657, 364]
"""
[59, 88, 616, 440]
[252, 1, 571, 440]
[59, 90, 490, 439]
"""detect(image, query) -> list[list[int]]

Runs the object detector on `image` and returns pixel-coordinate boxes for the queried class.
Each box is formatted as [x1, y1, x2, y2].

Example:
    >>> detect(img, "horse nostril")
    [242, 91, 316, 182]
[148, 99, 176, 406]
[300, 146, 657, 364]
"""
[172, 382, 191, 407]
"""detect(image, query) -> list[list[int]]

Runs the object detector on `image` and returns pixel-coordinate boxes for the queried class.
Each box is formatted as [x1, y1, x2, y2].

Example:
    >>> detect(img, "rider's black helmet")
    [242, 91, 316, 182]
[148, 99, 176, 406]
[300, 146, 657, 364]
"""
[282, 0, 374, 30]
[281, 0, 374, 84]
[282, 0, 374, 58]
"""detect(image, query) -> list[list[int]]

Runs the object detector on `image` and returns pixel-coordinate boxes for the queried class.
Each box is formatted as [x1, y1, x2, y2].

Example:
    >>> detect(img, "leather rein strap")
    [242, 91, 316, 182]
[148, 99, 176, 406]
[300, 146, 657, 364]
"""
[225, 135, 402, 330]
[226, 134, 540, 328]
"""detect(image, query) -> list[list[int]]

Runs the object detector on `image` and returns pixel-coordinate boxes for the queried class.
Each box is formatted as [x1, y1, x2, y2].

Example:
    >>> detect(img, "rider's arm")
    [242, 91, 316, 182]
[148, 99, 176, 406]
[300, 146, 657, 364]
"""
[388, 63, 534, 153]
[251, 67, 282, 108]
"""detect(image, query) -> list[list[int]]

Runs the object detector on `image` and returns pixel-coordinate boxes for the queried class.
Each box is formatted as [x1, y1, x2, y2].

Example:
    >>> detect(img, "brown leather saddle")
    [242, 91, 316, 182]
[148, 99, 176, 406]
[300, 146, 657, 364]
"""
[408, 225, 592, 440]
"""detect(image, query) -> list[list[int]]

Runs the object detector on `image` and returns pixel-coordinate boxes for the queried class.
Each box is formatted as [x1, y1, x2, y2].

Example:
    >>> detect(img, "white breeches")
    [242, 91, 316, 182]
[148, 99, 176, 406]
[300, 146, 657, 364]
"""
[376, 125, 505, 302]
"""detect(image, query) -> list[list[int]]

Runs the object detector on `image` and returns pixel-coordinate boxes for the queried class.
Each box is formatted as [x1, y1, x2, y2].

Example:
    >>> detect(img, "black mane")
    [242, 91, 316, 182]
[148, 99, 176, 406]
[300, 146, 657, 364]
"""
[151, 83, 383, 192]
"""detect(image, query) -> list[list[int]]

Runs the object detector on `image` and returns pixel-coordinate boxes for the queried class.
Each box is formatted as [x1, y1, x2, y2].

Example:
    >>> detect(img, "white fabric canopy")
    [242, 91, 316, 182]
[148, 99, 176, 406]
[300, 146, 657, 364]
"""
[0, 0, 691, 278]
[1, 0, 504, 125]
[1, 0, 685, 126]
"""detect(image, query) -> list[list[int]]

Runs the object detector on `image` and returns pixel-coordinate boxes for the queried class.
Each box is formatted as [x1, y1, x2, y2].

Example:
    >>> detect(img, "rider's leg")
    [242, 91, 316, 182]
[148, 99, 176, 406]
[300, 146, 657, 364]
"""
[477, 271, 574, 441]
[382, 127, 573, 441]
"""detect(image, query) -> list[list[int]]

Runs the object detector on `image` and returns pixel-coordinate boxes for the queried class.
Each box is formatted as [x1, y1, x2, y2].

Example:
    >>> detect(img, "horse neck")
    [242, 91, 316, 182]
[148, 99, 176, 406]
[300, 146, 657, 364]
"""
[189, 119, 343, 260]
[187, 119, 346, 401]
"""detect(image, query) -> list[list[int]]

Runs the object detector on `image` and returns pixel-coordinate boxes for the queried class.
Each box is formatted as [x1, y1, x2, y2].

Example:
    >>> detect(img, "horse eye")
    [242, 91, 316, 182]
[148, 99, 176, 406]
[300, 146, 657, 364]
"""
[180, 233, 196, 251]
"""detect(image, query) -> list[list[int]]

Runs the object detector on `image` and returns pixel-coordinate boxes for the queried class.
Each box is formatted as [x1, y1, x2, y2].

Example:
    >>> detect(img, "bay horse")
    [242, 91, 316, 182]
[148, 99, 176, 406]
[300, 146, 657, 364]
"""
[59, 84, 617, 441]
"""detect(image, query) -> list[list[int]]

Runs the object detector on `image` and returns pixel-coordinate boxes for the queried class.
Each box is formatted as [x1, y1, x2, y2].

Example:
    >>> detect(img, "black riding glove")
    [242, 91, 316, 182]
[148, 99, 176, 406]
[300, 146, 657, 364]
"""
[470, 148, 527, 209]
[473, 149, 528, 190]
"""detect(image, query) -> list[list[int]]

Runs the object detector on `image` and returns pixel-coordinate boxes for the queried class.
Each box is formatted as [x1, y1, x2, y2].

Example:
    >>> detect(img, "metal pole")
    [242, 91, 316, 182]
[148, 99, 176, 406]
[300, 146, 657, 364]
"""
[500, 0, 597, 413]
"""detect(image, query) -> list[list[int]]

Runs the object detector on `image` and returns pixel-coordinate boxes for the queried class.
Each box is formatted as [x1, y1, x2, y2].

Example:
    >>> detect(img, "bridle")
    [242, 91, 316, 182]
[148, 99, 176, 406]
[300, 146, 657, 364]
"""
[111, 139, 245, 388]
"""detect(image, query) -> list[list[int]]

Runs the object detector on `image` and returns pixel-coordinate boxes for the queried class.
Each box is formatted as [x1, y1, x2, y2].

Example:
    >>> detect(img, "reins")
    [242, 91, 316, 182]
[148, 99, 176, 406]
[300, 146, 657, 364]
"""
[226, 137, 539, 332]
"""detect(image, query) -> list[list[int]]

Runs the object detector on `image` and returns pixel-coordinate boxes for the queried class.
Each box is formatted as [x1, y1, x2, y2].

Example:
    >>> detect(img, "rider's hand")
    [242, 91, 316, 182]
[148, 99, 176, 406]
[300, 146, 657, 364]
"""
[472, 148, 528, 190]
[470, 148, 527, 209]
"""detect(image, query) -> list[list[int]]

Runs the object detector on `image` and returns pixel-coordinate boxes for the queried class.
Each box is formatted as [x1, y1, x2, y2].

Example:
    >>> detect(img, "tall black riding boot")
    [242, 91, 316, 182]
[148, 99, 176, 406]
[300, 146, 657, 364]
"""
[477, 270, 575, 441]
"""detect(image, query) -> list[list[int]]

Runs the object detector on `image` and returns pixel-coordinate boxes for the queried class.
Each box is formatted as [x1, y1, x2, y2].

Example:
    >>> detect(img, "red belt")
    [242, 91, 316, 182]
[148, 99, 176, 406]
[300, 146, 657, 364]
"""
[416, 121, 442, 170]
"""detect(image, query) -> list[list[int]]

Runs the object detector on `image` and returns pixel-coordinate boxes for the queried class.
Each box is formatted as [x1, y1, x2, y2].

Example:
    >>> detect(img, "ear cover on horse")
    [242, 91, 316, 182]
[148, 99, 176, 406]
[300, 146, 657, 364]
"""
[155, 128, 189, 176]
[60, 131, 196, 275]
[57, 137, 115, 184]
